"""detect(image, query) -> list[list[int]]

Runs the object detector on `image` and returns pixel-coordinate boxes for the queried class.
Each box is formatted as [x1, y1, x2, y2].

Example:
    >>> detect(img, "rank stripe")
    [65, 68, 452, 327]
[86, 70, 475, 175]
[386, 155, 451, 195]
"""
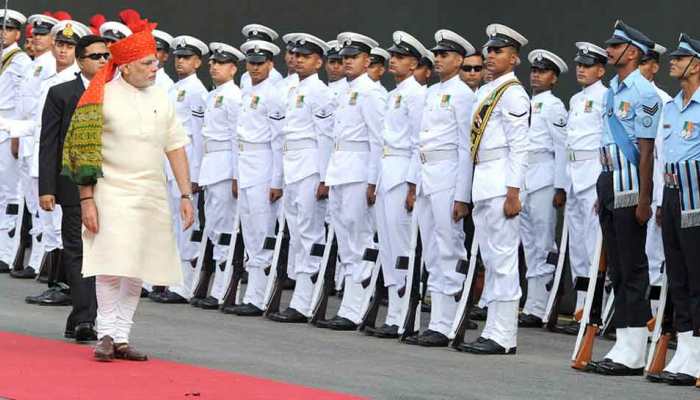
[642, 103, 659, 115]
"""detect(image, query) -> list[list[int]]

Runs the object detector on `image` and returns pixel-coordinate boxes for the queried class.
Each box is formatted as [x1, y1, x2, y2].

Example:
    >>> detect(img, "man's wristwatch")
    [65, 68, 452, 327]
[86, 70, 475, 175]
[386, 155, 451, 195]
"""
[181, 193, 193, 201]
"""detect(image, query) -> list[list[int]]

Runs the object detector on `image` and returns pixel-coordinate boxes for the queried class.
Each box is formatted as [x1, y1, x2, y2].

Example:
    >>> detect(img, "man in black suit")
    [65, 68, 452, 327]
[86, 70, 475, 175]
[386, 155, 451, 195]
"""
[38, 35, 110, 342]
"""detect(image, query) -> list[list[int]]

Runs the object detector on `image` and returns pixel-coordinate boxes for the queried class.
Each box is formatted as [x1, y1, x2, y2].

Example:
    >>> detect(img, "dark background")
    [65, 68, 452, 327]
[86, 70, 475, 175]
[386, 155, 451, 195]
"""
[16, 0, 697, 102]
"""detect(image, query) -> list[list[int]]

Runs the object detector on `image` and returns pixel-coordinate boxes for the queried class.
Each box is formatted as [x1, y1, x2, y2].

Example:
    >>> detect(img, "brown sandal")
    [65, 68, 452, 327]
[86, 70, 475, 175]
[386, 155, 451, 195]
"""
[113, 343, 148, 361]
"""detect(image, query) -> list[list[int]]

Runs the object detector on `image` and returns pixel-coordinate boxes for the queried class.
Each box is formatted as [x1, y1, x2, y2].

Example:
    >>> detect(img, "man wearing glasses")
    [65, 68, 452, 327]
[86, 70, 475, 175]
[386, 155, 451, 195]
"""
[460, 52, 485, 92]
[38, 34, 110, 342]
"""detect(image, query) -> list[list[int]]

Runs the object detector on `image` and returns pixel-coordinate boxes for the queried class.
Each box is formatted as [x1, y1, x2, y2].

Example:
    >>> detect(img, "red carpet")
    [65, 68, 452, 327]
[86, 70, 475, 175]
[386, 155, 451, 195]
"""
[0, 331, 366, 400]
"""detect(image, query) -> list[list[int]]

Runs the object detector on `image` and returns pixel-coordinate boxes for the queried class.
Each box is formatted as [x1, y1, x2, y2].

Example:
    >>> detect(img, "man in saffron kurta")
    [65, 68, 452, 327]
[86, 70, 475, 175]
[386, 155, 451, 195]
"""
[62, 23, 194, 362]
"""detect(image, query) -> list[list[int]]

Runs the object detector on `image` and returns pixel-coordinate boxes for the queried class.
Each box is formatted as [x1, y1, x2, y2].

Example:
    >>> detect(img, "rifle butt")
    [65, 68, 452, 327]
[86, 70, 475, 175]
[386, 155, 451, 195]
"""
[646, 333, 671, 374]
[571, 324, 599, 370]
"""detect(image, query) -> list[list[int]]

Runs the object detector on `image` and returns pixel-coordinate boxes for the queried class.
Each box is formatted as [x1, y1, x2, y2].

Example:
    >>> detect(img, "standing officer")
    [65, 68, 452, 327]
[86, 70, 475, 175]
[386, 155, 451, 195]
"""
[223, 39, 285, 316]
[368, 31, 427, 338]
[456, 24, 529, 355]
[414, 47, 434, 86]
[0, 9, 31, 273]
[368, 47, 389, 86]
[156, 35, 208, 304]
[192, 42, 244, 309]
[268, 34, 334, 322]
[316, 32, 386, 330]
[239, 24, 283, 90]
[404, 29, 475, 347]
[325, 40, 348, 104]
[553, 42, 608, 334]
[98, 21, 132, 44]
[518, 49, 568, 328]
[649, 33, 700, 386]
[460, 51, 485, 92]
[588, 20, 661, 376]
[153, 29, 175, 90]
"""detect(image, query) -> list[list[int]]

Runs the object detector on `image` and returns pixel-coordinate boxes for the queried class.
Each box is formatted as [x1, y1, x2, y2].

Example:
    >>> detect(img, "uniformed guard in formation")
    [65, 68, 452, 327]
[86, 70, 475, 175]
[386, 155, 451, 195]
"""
[1, 7, 699, 388]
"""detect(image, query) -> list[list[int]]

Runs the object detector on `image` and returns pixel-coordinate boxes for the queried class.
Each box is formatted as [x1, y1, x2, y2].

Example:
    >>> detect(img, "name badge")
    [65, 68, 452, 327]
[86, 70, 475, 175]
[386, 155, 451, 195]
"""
[250, 95, 260, 109]
[349, 92, 358, 106]
[176, 90, 186, 102]
[440, 94, 451, 108]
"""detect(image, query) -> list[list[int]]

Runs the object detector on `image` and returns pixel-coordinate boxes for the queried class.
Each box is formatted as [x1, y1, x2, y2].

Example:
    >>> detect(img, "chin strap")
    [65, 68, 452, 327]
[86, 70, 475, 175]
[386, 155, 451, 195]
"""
[612, 43, 630, 67]
[680, 56, 697, 81]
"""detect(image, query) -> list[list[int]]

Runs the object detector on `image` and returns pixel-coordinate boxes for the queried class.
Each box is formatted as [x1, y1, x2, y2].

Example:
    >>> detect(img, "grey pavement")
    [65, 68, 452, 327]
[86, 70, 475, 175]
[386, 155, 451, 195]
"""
[1, 275, 698, 400]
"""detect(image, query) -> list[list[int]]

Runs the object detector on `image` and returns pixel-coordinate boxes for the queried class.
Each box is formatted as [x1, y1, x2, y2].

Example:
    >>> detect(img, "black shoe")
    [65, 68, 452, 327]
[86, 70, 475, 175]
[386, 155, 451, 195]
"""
[189, 297, 203, 307]
[469, 306, 488, 321]
[26, 288, 57, 304]
[223, 303, 263, 316]
[592, 359, 643, 376]
[0, 261, 10, 273]
[154, 290, 188, 304]
[456, 336, 516, 355]
[197, 296, 220, 310]
[553, 321, 580, 335]
[646, 370, 678, 383]
[403, 329, 449, 347]
[64, 329, 75, 339]
[140, 288, 150, 298]
[38, 289, 72, 306]
[10, 266, 36, 279]
[74, 322, 97, 343]
[367, 324, 399, 338]
[316, 316, 357, 331]
[268, 307, 308, 323]
[666, 372, 697, 386]
[148, 290, 163, 302]
[518, 313, 544, 328]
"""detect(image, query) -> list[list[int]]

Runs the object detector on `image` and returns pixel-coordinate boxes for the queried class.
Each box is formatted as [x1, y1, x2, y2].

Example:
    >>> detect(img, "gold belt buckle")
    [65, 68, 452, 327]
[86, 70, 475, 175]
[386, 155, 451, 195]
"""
[383, 146, 390, 158]
[238, 142, 244, 151]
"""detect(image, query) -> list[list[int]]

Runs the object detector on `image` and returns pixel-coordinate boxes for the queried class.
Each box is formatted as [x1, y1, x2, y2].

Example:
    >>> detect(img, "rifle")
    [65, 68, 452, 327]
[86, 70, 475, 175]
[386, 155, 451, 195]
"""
[449, 236, 478, 349]
[646, 265, 672, 374]
[309, 225, 338, 323]
[262, 212, 289, 316]
[357, 243, 382, 332]
[397, 201, 422, 340]
[543, 215, 569, 329]
[571, 227, 606, 369]
[188, 232, 214, 300]
[221, 210, 246, 308]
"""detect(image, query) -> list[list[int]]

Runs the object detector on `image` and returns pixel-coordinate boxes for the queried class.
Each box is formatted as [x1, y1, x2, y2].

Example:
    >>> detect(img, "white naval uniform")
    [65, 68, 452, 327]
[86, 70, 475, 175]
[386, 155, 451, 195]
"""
[412, 74, 474, 336]
[471, 71, 529, 350]
[376, 75, 425, 327]
[0, 43, 31, 266]
[198, 80, 241, 302]
[236, 75, 285, 309]
[325, 72, 386, 323]
[325, 78, 349, 232]
[281, 73, 334, 316]
[167, 73, 206, 299]
[647, 82, 672, 288]
[520, 90, 567, 319]
[563, 79, 607, 310]
[5, 51, 56, 270]
[240, 67, 283, 91]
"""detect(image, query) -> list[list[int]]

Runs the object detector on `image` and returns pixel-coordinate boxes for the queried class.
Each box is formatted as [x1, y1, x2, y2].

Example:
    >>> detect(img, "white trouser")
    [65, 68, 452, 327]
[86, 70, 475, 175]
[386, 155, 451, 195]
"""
[95, 275, 143, 343]
[565, 185, 598, 283]
[522, 275, 550, 319]
[289, 272, 315, 316]
[204, 180, 236, 262]
[239, 181, 278, 307]
[0, 139, 20, 263]
[329, 182, 374, 284]
[376, 183, 411, 289]
[520, 185, 557, 278]
[284, 173, 326, 279]
[417, 187, 467, 296]
[16, 159, 44, 268]
[336, 275, 369, 323]
[33, 178, 63, 252]
[384, 286, 403, 327]
[473, 196, 522, 304]
[427, 292, 460, 336]
[645, 213, 664, 286]
[481, 300, 519, 350]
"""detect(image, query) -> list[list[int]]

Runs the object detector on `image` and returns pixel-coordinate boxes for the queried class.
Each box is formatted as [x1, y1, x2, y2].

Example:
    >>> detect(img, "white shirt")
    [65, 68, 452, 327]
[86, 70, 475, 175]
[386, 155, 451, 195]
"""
[198, 80, 241, 186]
[325, 73, 386, 187]
[281, 73, 334, 184]
[236, 75, 285, 189]
[415, 74, 475, 202]
[169, 73, 207, 182]
[471, 71, 530, 202]
[328, 78, 349, 111]
[0, 43, 32, 117]
[278, 72, 299, 106]
[380, 75, 425, 193]
[155, 67, 174, 91]
[564, 79, 607, 193]
[528, 90, 568, 191]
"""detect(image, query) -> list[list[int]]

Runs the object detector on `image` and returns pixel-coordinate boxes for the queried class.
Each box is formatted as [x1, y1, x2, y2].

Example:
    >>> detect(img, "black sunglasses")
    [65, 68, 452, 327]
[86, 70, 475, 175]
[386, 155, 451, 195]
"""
[82, 52, 110, 61]
[461, 65, 483, 72]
